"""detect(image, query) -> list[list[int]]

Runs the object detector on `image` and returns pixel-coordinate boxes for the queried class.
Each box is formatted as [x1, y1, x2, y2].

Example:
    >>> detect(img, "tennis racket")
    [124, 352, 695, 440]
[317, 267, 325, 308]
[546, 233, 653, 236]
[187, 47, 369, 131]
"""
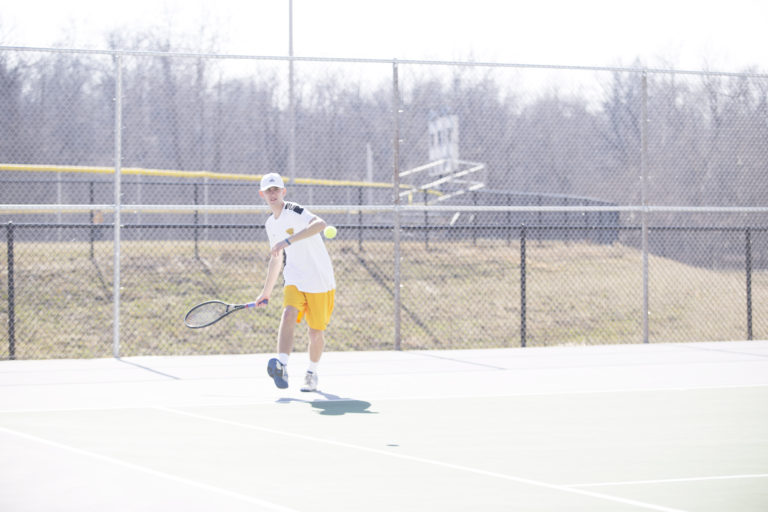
[184, 299, 268, 328]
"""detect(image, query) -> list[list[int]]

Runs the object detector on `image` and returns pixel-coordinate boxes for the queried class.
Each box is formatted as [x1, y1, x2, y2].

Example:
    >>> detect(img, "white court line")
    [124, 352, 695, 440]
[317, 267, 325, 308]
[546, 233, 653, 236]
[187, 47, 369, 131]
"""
[157, 406, 688, 512]
[0, 425, 300, 512]
[568, 473, 768, 488]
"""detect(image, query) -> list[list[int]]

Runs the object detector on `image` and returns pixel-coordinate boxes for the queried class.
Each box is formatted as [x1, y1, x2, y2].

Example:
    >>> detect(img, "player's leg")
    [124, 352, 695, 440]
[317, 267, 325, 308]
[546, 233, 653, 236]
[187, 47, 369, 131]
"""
[267, 286, 304, 389]
[278, 306, 299, 355]
[267, 307, 297, 389]
[300, 290, 334, 392]
[308, 328, 324, 365]
[300, 329, 323, 392]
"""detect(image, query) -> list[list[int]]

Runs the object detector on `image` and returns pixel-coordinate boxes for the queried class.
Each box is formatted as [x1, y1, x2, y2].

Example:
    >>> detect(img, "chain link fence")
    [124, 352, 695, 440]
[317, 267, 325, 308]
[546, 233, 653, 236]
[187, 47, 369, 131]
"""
[1, 46, 767, 359]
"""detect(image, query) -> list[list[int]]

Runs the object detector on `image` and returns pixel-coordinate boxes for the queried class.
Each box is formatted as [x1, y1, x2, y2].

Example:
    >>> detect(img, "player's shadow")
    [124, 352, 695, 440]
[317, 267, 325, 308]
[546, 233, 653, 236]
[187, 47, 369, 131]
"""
[277, 391, 377, 416]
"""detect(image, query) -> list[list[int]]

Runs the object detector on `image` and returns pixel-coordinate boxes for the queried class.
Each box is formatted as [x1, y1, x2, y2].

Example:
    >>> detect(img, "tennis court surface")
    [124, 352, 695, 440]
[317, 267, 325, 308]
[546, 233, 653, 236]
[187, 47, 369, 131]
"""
[1, 341, 767, 512]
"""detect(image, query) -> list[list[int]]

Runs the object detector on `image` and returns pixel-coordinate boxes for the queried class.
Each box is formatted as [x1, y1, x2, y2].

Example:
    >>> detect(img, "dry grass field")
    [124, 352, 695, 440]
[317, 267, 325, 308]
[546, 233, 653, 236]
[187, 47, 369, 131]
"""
[1, 238, 765, 359]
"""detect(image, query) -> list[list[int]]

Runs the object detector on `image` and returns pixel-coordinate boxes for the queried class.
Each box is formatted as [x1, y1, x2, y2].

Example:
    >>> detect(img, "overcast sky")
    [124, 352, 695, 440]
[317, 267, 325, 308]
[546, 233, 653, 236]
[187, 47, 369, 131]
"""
[1, 0, 766, 72]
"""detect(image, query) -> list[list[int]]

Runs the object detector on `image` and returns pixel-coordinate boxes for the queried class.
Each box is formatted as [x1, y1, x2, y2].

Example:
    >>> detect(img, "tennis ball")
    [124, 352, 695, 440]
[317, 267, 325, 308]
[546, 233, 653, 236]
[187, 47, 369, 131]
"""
[323, 225, 337, 239]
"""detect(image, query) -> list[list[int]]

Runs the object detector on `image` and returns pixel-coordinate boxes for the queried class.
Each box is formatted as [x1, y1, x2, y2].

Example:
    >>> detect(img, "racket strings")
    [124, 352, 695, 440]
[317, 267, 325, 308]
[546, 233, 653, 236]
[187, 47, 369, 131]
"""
[185, 302, 229, 327]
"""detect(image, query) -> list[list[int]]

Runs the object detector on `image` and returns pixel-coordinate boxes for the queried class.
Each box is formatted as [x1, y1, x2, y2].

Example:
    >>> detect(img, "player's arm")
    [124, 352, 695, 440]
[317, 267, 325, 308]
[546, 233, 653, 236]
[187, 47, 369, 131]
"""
[256, 252, 283, 307]
[270, 216, 326, 256]
[298, 216, 327, 240]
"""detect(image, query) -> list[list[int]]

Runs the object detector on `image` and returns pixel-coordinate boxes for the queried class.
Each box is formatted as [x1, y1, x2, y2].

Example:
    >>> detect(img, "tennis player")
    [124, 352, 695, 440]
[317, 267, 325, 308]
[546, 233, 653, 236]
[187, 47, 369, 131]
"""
[255, 173, 336, 392]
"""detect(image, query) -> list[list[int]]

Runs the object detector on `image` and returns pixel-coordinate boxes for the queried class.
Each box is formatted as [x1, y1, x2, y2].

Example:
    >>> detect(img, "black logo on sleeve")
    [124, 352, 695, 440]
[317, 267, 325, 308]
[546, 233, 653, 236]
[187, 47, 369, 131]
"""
[284, 202, 305, 214]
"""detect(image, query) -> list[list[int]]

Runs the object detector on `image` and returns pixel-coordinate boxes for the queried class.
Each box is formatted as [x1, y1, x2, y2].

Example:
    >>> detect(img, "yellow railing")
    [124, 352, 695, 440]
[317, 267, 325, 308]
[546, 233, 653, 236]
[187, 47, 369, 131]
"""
[0, 163, 397, 189]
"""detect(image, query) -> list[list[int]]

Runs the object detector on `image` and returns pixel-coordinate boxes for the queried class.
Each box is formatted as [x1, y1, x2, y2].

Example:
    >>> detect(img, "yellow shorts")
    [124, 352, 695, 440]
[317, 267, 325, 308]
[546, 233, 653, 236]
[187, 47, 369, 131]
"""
[283, 285, 335, 331]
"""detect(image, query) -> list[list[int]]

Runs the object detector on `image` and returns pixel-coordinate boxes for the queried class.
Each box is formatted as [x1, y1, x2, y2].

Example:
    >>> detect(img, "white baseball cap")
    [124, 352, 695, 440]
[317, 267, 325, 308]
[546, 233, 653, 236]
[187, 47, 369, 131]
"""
[259, 172, 285, 191]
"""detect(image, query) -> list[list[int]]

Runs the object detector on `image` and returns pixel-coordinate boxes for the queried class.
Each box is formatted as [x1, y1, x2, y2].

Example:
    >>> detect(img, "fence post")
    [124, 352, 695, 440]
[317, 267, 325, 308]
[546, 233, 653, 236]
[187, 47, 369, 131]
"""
[640, 70, 650, 344]
[89, 181, 95, 259]
[203, 176, 209, 241]
[563, 197, 569, 237]
[6, 222, 15, 360]
[746, 228, 753, 341]
[472, 191, 478, 246]
[424, 189, 429, 249]
[392, 60, 402, 351]
[506, 194, 512, 246]
[112, 53, 123, 359]
[193, 183, 200, 259]
[520, 224, 527, 348]
[358, 186, 364, 251]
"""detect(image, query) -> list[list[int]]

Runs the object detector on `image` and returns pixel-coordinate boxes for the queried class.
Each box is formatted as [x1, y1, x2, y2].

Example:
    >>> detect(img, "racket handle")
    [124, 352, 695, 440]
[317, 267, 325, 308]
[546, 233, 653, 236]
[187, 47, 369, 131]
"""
[250, 299, 268, 307]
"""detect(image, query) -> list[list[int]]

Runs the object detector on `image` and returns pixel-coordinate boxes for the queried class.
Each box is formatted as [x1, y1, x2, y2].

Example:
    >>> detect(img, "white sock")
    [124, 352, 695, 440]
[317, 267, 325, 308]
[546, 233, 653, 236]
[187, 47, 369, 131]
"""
[278, 353, 290, 366]
[307, 361, 318, 374]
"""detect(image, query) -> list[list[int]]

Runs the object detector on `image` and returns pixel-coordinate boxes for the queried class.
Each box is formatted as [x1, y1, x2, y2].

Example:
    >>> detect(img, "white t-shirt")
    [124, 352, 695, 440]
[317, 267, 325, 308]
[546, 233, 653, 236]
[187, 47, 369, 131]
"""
[264, 202, 336, 293]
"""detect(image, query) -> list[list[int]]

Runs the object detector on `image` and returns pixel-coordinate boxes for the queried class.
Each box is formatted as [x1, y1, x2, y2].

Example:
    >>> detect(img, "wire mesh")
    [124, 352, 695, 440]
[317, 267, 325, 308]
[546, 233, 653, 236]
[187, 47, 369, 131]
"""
[1, 46, 767, 359]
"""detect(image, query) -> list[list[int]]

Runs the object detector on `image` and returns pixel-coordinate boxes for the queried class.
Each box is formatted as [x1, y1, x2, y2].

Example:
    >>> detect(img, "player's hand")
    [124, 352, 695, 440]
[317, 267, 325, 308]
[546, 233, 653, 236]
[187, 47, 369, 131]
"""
[255, 296, 269, 307]
[270, 240, 289, 257]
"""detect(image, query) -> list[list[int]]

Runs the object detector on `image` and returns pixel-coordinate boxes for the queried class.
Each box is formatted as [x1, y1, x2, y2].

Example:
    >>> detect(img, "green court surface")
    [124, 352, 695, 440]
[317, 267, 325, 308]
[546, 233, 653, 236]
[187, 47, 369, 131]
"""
[1, 342, 767, 511]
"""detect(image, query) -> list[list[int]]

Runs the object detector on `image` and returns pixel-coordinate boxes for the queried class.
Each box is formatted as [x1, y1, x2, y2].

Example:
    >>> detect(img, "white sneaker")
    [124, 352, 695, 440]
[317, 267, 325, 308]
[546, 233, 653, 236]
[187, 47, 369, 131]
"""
[300, 371, 318, 392]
